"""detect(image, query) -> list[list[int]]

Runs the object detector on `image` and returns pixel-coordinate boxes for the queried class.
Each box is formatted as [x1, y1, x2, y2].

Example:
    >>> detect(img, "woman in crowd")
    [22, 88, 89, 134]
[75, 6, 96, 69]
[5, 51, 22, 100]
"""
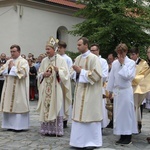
[28, 59, 37, 101]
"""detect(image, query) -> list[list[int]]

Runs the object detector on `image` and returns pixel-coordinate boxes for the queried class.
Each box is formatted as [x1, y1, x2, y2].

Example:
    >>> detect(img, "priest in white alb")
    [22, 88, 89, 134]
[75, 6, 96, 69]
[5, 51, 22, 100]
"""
[70, 37, 103, 149]
[0, 44, 30, 131]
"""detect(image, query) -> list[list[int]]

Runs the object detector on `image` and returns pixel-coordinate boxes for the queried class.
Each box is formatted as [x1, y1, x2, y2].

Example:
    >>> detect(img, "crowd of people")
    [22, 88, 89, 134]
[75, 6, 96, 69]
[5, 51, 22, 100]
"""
[0, 37, 150, 149]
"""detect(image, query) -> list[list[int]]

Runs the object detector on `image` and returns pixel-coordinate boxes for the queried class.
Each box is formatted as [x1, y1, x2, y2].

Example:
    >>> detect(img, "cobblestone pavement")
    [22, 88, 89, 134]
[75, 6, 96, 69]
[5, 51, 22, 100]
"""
[0, 101, 149, 150]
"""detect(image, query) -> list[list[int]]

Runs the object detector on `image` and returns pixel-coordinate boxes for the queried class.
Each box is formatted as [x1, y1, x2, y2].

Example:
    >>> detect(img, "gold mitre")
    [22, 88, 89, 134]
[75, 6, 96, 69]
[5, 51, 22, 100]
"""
[46, 36, 59, 49]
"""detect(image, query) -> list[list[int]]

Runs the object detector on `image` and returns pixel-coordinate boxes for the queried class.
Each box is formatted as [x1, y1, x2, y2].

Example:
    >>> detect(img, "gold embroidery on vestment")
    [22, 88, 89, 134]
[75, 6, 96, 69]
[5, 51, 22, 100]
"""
[88, 74, 96, 82]
[44, 65, 53, 122]
[93, 69, 101, 78]
[2, 77, 8, 110]
[79, 57, 88, 121]
[10, 77, 17, 112]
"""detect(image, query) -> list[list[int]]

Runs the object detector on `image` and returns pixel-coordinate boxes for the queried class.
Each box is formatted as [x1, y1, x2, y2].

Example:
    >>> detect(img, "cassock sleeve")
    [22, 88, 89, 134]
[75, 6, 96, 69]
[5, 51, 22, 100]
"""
[37, 59, 47, 85]
[134, 69, 150, 94]
[118, 62, 136, 80]
[9, 66, 17, 76]
[15, 60, 29, 79]
[0, 62, 8, 75]
[70, 62, 78, 82]
[101, 59, 109, 82]
[38, 72, 44, 83]
[106, 63, 115, 92]
[132, 61, 149, 86]
[86, 58, 102, 85]
[78, 69, 89, 83]
[71, 56, 102, 85]
[1, 68, 8, 76]
[68, 58, 73, 70]
[70, 70, 77, 82]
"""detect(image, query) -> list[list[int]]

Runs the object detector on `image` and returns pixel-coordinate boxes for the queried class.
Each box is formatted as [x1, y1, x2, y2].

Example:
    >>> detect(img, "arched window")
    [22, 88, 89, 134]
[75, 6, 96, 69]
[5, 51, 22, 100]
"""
[56, 26, 68, 45]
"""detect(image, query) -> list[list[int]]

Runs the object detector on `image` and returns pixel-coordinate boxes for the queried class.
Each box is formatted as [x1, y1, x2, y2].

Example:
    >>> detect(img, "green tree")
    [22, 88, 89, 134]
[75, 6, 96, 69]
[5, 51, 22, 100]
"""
[70, 0, 150, 58]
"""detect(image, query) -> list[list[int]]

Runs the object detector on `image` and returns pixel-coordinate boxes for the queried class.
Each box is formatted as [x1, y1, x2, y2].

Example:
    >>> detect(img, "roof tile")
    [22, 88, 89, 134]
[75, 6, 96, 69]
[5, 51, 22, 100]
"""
[46, 0, 85, 9]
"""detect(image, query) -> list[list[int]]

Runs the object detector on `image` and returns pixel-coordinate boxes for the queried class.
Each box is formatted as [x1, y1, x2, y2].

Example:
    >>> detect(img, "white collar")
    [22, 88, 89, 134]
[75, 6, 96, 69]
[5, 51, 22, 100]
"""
[48, 55, 56, 61]
[81, 50, 90, 58]
[135, 57, 140, 63]
[61, 54, 66, 57]
[12, 55, 21, 61]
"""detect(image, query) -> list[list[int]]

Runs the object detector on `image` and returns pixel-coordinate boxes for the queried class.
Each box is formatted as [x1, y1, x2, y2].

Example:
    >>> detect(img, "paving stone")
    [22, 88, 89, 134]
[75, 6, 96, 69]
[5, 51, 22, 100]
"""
[0, 101, 149, 150]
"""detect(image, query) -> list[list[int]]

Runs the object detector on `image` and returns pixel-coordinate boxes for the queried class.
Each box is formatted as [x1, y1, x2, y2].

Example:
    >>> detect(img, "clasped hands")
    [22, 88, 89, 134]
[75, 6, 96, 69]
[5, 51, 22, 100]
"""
[8, 60, 15, 70]
[43, 66, 58, 78]
[72, 65, 82, 73]
[117, 54, 125, 65]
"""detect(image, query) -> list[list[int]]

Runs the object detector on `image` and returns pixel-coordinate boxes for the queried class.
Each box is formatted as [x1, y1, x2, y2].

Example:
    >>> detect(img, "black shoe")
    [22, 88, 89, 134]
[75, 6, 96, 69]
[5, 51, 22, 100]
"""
[146, 137, 150, 144]
[138, 129, 141, 134]
[13, 130, 23, 132]
[7, 129, 24, 132]
[115, 139, 122, 145]
[121, 135, 132, 145]
[115, 135, 126, 145]
[7, 129, 14, 131]
[121, 140, 132, 145]
[115, 139, 124, 145]
[106, 120, 113, 129]
[85, 147, 96, 150]
[138, 123, 142, 133]
[63, 120, 68, 128]
[13, 129, 28, 132]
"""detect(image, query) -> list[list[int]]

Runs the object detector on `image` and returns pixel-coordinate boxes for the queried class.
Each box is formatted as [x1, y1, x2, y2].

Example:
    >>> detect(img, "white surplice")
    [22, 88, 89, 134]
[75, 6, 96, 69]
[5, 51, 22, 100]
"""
[106, 56, 138, 135]
[61, 54, 73, 69]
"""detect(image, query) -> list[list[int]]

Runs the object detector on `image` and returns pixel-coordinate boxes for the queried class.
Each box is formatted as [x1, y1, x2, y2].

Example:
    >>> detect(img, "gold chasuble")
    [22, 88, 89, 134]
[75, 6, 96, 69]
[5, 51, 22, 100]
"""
[134, 68, 150, 94]
[0, 56, 29, 113]
[71, 53, 103, 123]
[132, 59, 150, 94]
[37, 54, 72, 122]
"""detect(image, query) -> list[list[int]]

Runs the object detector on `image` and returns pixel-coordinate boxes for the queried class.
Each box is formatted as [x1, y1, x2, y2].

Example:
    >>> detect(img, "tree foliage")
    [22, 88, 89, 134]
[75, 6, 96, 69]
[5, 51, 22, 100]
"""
[70, 0, 150, 58]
